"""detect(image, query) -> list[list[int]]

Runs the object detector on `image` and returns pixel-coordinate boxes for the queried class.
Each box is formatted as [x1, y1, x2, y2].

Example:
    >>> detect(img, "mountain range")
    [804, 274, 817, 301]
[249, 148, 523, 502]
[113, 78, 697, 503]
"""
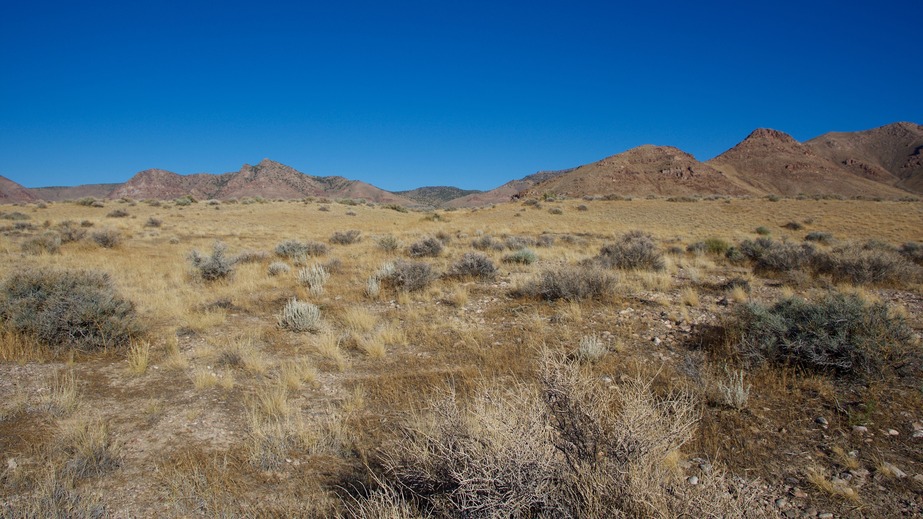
[2, 122, 921, 206]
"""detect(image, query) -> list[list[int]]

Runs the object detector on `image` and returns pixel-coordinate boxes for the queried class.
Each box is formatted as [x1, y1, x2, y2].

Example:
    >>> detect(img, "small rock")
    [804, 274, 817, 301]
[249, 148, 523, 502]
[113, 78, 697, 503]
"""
[912, 430, 923, 439]
[850, 468, 870, 478]
[815, 417, 828, 426]
[774, 497, 788, 508]
[887, 429, 900, 436]
[852, 425, 869, 435]
[818, 514, 833, 519]
[6, 459, 16, 470]
[881, 462, 907, 479]
[913, 474, 923, 485]
[792, 488, 808, 499]
[912, 422, 923, 431]
[687, 475, 699, 485]
[601, 376, 613, 384]
[652, 337, 662, 345]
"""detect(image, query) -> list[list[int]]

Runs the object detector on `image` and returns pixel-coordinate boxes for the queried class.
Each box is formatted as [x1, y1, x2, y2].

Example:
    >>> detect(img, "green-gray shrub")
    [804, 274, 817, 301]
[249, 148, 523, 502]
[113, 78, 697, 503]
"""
[268, 262, 291, 276]
[731, 293, 912, 377]
[22, 232, 62, 255]
[91, 229, 121, 248]
[812, 243, 920, 285]
[597, 231, 665, 271]
[189, 241, 234, 281]
[278, 298, 321, 332]
[408, 237, 443, 258]
[503, 248, 537, 265]
[384, 260, 437, 292]
[515, 265, 615, 301]
[447, 252, 497, 280]
[376, 235, 401, 252]
[275, 240, 328, 261]
[472, 235, 504, 251]
[0, 268, 142, 351]
[330, 230, 361, 245]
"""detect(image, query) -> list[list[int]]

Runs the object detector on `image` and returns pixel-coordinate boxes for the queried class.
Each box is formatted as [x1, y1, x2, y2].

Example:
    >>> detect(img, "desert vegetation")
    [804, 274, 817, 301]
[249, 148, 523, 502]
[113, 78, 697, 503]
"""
[0, 196, 921, 517]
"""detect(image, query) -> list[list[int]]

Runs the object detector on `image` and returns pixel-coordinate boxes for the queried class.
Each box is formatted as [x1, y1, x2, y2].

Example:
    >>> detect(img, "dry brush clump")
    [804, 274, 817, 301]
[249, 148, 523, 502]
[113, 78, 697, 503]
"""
[363, 355, 768, 518]
[0, 268, 142, 353]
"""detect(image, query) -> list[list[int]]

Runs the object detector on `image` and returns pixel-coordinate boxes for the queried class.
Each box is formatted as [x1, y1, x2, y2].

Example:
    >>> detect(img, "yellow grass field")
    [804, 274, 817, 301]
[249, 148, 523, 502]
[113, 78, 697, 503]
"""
[0, 196, 921, 517]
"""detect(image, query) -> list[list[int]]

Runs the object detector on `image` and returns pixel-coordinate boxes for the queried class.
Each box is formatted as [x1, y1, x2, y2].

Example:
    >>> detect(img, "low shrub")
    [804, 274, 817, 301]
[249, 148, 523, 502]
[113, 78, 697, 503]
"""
[472, 235, 504, 251]
[503, 235, 534, 250]
[268, 262, 291, 276]
[730, 293, 912, 377]
[0, 211, 30, 220]
[383, 260, 437, 292]
[804, 231, 833, 244]
[408, 237, 443, 258]
[755, 226, 771, 236]
[376, 235, 401, 252]
[275, 240, 328, 261]
[514, 265, 614, 301]
[503, 248, 537, 265]
[0, 268, 142, 352]
[782, 221, 803, 231]
[278, 298, 321, 332]
[548, 207, 563, 215]
[898, 242, 923, 265]
[738, 238, 814, 274]
[231, 250, 268, 264]
[91, 229, 121, 248]
[54, 221, 87, 243]
[298, 264, 330, 296]
[813, 243, 920, 286]
[106, 209, 129, 218]
[330, 230, 361, 245]
[189, 241, 234, 282]
[144, 217, 162, 228]
[447, 252, 497, 280]
[22, 232, 61, 255]
[597, 231, 665, 271]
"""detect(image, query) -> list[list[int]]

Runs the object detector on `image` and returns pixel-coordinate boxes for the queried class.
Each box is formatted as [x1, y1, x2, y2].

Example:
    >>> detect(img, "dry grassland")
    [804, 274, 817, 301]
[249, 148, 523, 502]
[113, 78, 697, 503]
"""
[0, 196, 921, 517]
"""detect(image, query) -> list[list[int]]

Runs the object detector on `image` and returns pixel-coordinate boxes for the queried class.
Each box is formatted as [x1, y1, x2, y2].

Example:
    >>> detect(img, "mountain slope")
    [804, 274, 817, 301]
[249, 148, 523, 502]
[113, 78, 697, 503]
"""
[520, 146, 752, 199]
[707, 128, 910, 198]
[107, 159, 414, 204]
[0, 175, 38, 203]
[805, 122, 923, 194]
[393, 186, 483, 207]
[444, 168, 575, 208]
[31, 183, 122, 201]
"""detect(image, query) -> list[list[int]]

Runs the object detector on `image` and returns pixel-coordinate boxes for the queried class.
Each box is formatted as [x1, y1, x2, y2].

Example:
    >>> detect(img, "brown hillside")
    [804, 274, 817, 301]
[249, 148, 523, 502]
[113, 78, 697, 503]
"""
[31, 183, 121, 202]
[0, 175, 38, 203]
[520, 145, 752, 199]
[444, 168, 574, 208]
[107, 159, 414, 204]
[806, 122, 923, 194]
[708, 128, 909, 198]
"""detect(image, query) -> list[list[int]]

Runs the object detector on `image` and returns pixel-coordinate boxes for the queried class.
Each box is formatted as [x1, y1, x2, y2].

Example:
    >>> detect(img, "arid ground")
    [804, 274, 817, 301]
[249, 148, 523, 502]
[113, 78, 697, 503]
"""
[1, 196, 921, 517]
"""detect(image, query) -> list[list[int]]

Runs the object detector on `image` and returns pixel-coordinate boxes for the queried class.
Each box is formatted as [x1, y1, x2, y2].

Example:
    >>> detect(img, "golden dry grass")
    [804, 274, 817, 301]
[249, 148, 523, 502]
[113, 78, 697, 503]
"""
[0, 197, 920, 516]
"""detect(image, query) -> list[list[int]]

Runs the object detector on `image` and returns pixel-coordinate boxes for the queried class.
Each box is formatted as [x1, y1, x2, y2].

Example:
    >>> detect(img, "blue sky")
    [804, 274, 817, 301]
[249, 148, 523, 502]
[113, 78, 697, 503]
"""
[1, 1, 920, 191]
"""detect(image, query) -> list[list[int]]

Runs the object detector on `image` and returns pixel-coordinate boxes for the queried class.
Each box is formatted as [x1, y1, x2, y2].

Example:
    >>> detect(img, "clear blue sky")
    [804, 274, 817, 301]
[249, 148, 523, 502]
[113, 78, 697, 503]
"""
[2, 1, 921, 191]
